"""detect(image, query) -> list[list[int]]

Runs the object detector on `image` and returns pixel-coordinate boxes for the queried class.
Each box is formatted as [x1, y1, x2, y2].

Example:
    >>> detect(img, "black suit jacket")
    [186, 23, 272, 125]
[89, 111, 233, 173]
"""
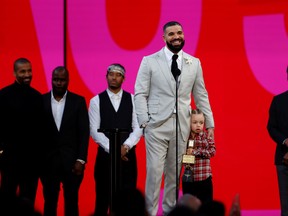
[267, 90, 288, 165]
[43, 91, 90, 173]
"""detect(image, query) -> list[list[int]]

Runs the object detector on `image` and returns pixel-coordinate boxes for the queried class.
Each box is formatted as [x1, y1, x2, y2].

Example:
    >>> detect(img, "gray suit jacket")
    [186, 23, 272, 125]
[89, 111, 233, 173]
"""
[134, 48, 214, 141]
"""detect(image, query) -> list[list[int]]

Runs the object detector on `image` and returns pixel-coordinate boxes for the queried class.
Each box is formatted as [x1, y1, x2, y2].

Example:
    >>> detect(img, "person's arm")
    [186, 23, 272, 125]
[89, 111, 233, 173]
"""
[267, 97, 287, 146]
[207, 128, 214, 140]
[134, 57, 151, 127]
[72, 96, 90, 175]
[122, 94, 143, 150]
[192, 133, 216, 158]
[0, 91, 3, 152]
[89, 96, 110, 152]
[192, 59, 214, 130]
[76, 96, 90, 162]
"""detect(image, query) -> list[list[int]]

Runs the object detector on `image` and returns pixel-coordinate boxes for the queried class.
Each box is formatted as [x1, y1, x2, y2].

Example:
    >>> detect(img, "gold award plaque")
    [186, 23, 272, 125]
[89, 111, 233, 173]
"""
[182, 139, 195, 164]
[182, 154, 195, 164]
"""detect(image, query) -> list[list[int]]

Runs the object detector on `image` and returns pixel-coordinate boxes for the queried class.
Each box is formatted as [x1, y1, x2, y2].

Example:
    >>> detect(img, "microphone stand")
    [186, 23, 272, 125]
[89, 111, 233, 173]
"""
[97, 128, 131, 216]
[175, 71, 181, 202]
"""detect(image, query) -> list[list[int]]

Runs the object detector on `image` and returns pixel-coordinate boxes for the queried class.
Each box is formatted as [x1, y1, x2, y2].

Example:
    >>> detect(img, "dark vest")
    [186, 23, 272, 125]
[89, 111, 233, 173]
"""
[99, 90, 133, 151]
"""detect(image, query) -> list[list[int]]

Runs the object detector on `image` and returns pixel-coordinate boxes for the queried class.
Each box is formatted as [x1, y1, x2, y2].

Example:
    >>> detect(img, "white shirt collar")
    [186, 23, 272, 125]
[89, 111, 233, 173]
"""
[106, 88, 123, 99]
[51, 90, 68, 102]
[164, 46, 183, 62]
[50, 90, 67, 131]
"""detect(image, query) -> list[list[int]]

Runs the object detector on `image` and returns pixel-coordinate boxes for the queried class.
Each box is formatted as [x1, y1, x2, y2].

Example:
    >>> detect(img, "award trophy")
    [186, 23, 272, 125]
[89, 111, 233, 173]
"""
[182, 139, 195, 183]
[182, 139, 195, 164]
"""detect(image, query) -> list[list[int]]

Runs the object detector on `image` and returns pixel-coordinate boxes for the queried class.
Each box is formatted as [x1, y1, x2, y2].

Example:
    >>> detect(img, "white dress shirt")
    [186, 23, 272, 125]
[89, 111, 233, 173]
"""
[89, 89, 142, 153]
[51, 91, 67, 131]
[164, 46, 183, 72]
[164, 46, 183, 113]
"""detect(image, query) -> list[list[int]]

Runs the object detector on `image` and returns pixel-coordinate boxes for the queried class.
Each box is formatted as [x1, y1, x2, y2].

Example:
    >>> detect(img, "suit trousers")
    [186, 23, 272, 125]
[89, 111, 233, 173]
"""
[94, 148, 137, 216]
[277, 165, 288, 216]
[41, 170, 83, 216]
[144, 114, 187, 216]
[1, 163, 38, 204]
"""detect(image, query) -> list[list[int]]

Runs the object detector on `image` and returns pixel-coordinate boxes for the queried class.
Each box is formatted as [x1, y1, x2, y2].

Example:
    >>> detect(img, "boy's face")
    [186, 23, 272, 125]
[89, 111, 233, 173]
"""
[191, 113, 205, 134]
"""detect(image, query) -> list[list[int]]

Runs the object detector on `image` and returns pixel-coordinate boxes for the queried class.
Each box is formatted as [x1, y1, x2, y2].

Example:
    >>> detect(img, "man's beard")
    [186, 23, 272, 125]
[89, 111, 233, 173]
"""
[166, 40, 185, 53]
[53, 87, 66, 97]
[109, 85, 121, 90]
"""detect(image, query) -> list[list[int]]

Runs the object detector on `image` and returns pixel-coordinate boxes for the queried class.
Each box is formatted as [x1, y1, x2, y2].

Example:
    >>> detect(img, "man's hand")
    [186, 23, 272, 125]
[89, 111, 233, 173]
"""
[207, 128, 214, 140]
[283, 152, 288, 166]
[121, 145, 129, 161]
[284, 139, 288, 147]
[72, 161, 85, 175]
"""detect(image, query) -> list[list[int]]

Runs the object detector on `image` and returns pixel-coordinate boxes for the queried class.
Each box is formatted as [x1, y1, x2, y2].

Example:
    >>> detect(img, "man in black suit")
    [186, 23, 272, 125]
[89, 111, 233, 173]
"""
[267, 67, 288, 216]
[41, 66, 90, 216]
[0, 58, 43, 207]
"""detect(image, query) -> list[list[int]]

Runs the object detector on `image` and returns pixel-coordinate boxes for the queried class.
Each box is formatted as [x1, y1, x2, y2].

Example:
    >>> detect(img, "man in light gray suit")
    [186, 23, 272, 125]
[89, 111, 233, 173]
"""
[134, 21, 215, 216]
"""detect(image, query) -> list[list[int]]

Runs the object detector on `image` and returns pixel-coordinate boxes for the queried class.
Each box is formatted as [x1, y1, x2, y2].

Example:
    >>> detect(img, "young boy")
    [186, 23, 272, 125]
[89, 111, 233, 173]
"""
[182, 109, 216, 204]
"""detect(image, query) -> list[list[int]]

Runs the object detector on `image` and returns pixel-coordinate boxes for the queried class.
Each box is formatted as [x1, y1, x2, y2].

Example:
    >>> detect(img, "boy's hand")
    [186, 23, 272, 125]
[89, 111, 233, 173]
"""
[186, 147, 193, 155]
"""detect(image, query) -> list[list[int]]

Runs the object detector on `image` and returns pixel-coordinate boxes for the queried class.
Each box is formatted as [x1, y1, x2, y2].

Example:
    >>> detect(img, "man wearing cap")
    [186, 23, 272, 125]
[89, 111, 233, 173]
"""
[89, 63, 142, 216]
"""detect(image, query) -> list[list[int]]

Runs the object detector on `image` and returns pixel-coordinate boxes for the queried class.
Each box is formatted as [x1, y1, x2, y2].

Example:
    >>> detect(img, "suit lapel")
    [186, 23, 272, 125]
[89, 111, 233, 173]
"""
[181, 52, 190, 75]
[156, 49, 176, 92]
[59, 91, 71, 132]
[178, 52, 193, 91]
[44, 92, 59, 132]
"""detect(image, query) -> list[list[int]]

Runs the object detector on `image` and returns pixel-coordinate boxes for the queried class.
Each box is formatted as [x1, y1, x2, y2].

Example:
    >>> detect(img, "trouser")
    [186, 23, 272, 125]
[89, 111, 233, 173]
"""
[94, 147, 137, 216]
[277, 165, 288, 216]
[41, 170, 83, 216]
[144, 115, 187, 216]
[1, 165, 38, 204]
[182, 176, 213, 205]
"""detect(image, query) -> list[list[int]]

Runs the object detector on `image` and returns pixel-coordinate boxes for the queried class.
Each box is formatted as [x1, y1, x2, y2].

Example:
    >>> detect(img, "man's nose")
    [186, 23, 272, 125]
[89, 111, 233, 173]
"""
[56, 80, 62, 85]
[24, 71, 31, 76]
[174, 34, 180, 39]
